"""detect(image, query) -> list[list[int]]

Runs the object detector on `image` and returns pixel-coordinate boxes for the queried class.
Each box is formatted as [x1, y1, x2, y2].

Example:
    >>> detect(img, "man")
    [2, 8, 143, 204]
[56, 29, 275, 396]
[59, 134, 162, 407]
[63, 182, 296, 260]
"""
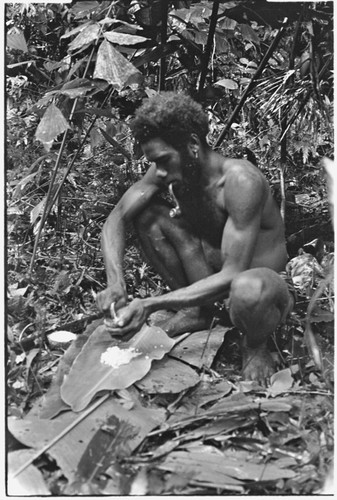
[96, 92, 294, 383]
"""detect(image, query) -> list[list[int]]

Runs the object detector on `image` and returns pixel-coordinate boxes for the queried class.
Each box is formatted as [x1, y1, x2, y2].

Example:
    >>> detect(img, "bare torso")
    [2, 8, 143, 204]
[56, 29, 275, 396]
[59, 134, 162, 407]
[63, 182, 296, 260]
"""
[167, 153, 287, 273]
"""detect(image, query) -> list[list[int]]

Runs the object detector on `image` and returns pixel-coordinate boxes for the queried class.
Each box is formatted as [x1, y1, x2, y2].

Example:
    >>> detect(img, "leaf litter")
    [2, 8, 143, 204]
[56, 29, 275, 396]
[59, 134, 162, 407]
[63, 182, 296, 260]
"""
[9, 309, 333, 495]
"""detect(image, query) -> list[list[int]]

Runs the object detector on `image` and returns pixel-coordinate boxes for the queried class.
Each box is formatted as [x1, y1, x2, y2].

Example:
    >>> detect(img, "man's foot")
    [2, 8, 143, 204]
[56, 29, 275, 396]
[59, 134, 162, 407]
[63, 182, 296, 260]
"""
[241, 343, 276, 384]
[157, 307, 212, 337]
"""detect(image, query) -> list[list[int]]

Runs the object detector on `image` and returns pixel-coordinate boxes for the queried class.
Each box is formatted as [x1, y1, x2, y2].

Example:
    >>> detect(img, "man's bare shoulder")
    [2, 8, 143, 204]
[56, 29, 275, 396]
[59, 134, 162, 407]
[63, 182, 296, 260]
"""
[216, 158, 269, 214]
[223, 158, 263, 175]
[217, 158, 267, 189]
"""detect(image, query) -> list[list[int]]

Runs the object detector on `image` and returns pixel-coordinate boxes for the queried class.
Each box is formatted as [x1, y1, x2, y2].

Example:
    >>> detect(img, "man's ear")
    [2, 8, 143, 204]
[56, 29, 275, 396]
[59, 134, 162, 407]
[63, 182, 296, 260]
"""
[187, 133, 201, 157]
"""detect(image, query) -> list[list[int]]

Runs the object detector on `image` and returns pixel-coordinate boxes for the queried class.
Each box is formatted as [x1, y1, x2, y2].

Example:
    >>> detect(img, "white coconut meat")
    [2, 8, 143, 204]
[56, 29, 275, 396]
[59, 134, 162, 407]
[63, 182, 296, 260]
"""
[100, 346, 141, 368]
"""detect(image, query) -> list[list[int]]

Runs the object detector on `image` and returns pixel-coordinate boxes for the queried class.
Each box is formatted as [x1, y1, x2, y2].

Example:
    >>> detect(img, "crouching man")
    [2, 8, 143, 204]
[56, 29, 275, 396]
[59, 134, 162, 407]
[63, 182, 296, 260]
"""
[96, 92, 294, 383]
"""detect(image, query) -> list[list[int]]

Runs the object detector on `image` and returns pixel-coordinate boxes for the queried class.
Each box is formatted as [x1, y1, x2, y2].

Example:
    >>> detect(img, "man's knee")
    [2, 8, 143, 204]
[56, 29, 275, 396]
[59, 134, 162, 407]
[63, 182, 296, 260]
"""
[230, 270, 264, 309]
[229, 268, 290, 314]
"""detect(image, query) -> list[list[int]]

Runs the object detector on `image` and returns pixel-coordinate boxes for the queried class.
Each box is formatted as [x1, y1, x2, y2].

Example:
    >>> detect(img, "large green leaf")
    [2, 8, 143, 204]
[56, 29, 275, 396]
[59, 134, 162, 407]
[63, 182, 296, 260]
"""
[8, 450, 50, 495]
[93, 39, 143, 91]
[169, 326, 231, 369]
[9, 399, 165, 485]
[70, 1, 100, 18]
[215, 78, 238, 90]
[60, 21, 93, 40]
[136, 357, 200, 394]
[267, 368, 294, 397]
[31, 319, 103, 419]
[68, 23, 100, 52]
[35, 103, 70, 150]
[104, 31, 148, 46]
[7, 27, 28, 53]
[239, 23, 260, 44]
[61, 324, 175, 412]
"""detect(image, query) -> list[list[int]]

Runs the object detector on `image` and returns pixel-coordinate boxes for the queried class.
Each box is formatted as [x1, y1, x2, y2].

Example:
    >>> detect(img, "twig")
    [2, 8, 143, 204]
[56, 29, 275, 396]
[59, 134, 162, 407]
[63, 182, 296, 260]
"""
[10, 393, 110, 478]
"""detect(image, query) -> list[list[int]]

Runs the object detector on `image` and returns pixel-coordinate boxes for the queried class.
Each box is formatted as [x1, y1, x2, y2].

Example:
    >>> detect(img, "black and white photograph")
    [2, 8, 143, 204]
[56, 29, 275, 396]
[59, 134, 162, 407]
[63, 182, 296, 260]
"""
[5, 0, 334, 496]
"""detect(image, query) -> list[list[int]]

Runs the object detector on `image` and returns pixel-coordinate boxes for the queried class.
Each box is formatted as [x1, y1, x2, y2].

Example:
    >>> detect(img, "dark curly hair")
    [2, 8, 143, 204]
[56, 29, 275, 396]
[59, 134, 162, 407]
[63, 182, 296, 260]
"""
[131, 92, 209, 149]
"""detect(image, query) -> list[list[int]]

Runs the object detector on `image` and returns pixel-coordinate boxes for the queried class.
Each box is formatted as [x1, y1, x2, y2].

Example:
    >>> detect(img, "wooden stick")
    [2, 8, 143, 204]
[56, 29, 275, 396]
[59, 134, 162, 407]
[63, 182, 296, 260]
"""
[10, 393, 110, 478]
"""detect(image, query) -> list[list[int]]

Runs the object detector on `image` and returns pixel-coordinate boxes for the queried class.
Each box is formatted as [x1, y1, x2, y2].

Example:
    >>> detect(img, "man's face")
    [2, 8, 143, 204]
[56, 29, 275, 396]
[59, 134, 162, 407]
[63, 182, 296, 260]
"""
[142, 137, 195, 186]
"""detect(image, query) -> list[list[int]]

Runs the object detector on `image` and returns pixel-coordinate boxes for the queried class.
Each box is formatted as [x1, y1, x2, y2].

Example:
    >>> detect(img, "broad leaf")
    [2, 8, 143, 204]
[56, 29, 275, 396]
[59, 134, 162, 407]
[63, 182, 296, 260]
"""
[159, 444, 296, 488]
[66, 413, 145, 494]
[215, 78, 238, 90]
[94, 39, 143, 91]
[68, 23, 100, 52]
[7, 27, 28, 53]
[268, 369, 294, 397]
[8, 450, 50, 495]
[136, 357, 200, 394]
[310, 306, 334, 323]
[35, 103, 70, 150]
[90, 127, 103, 151]
[239, 24, 260, 44]
[30, 196, 47, 225]
[9, 399, 165, 485]
[60, 21, 92, 40]
[104, 31, 148, 46]
[86, 106, 117, 118]
[167, 378, 233, 421]
[70, 1, 100, 18]
[31, 319, 104, 419]
[13, 172, 38, 199]
[61, 324, 175, 411]
[218, 16, 237, 31]
[58, 87, 93, 98]
[169, 326, 230, 369]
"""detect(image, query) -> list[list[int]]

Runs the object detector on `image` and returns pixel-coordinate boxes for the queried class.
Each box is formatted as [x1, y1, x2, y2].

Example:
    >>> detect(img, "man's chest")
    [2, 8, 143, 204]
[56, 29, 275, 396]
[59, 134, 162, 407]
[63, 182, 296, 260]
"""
[175, 184, 226, 244]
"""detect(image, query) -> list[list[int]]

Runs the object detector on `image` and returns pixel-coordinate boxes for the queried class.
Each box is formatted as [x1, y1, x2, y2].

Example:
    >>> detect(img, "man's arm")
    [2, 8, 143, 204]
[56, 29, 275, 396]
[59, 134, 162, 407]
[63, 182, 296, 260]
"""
[113, 167, 267, 331]
[97, 165, 161, 314]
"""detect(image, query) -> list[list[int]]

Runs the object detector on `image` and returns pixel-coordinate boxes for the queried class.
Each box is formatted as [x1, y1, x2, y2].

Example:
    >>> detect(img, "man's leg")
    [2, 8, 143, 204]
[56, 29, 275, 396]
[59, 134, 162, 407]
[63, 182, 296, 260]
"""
[228, 267, 293, 383]
[134, 202, 217, 334]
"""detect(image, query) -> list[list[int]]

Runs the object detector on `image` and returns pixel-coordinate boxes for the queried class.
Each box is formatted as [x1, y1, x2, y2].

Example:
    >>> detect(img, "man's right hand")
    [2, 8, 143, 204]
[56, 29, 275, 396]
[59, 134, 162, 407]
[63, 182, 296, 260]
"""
[96, 284, 128, 318]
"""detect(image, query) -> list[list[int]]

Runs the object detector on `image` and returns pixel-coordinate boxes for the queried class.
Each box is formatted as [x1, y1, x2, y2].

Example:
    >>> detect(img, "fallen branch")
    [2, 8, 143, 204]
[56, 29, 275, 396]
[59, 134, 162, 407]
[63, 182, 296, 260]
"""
[10, 393, 110, 479]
